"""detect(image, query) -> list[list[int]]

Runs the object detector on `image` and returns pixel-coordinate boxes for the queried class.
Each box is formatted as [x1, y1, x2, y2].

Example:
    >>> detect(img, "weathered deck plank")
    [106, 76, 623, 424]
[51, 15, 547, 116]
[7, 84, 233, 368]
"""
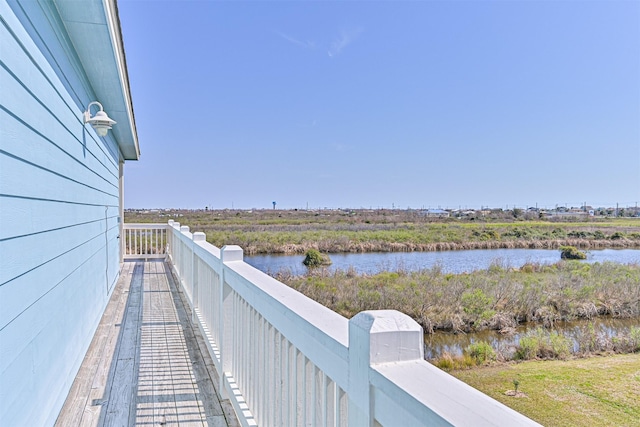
[55, 261, 237, 427]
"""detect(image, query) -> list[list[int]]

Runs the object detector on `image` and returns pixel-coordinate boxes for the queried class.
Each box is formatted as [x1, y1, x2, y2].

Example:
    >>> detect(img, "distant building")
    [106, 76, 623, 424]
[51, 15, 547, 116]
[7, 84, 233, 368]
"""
[422, 209, 450, 218]
[546, 211, 588, 218]
[0, 1, 138, 425]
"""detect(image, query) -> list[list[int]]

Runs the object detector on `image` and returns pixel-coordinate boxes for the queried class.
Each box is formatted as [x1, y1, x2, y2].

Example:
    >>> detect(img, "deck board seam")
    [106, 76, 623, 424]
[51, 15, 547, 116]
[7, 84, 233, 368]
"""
[55, 261, 235, 427]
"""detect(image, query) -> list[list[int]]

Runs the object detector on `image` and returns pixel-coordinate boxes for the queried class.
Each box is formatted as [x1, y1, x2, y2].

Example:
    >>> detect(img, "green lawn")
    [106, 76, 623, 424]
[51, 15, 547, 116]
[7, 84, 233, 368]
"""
[451, 354, 640, 426]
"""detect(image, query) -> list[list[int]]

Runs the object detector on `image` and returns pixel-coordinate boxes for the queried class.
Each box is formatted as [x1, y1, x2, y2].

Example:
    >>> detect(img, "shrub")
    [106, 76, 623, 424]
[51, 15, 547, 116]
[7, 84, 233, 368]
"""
[612, 328, 640, 354]
[465, 341, 496, 365]
[302, 249, 332, 267]
[433, 353, 454, 370]
[515, 335, 540, 360]
[560, 246, 587, 260]
[461, 289, 495, 322]
[432, 352, 475, 371]
[515, 328, 572, 360]
[632, 327, 640, 347]
[549, 331, 572, 359]
[610, 231, 625, 240]
[568, 230, 588, 239]
[520, 263, 535, 273]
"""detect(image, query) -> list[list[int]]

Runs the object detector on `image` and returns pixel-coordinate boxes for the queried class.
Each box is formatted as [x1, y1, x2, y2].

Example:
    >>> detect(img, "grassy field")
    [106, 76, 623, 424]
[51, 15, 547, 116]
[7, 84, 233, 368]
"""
[125, 209, 640, 254]
[451, 353, 640, 426]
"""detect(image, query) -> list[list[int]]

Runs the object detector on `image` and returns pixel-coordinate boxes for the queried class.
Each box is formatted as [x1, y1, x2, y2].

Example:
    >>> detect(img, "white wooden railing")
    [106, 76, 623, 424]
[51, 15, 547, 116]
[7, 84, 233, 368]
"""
[122, 224, 167, 259]
[159, 220, 540, 427]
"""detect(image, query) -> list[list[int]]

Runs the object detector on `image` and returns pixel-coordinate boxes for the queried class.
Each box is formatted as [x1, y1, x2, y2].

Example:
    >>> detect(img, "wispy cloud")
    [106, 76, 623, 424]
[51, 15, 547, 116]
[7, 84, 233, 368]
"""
[328, 27, 363, 58]
[275, 27, 363, 58]
[275, 31, 316, 50]
[331, 142, 351, 152]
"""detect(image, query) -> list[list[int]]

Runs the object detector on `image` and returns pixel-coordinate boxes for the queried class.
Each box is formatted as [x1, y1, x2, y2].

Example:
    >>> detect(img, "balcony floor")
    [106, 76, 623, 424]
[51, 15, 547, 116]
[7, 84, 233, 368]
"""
[56, 261, 237, 427]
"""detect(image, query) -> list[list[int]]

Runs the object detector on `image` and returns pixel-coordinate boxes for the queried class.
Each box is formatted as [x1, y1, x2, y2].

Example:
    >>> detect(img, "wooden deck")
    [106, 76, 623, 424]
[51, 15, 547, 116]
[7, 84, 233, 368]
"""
[56, 261, 238, 427]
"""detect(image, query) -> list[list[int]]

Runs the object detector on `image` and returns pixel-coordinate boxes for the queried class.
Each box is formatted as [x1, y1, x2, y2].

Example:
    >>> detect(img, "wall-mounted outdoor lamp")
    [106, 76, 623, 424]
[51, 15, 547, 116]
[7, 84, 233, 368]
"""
[83, 101, 116, 136]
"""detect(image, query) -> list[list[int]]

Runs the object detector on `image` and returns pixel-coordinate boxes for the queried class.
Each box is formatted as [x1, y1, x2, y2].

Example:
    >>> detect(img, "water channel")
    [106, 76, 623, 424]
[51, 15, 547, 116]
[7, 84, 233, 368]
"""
[246, 248, 640, 359]
[246, 248, 640, 275]
[423, 317, 639, 359]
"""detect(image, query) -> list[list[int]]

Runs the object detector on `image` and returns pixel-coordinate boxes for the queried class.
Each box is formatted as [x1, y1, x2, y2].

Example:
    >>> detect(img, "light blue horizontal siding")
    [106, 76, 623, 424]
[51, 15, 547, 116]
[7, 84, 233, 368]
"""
[0, 217, 119, 325]
[0, 62, 118, 187]
[0, 100, 118, 193]
[0, 153, 118, 210]
[0, 231, 115, 370]
[0, 7, 119, 170]
[0, 245, 117, 427]
[0, 196, 113, 240]
[0, 1, 127, 425]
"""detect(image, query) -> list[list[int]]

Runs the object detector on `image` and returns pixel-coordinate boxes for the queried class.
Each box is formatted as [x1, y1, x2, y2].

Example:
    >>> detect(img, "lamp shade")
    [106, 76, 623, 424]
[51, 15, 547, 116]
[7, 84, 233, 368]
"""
[84, 101, 116, 137]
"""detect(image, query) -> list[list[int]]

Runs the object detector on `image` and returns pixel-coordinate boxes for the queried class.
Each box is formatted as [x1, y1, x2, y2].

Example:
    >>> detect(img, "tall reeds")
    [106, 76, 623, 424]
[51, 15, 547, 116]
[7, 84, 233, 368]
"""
[277, 261, 640, 334]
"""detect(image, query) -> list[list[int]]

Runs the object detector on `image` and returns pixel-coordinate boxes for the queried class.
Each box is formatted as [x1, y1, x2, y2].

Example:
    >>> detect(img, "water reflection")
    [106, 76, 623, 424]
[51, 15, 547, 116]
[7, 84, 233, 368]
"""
[424, 317, 639, 359]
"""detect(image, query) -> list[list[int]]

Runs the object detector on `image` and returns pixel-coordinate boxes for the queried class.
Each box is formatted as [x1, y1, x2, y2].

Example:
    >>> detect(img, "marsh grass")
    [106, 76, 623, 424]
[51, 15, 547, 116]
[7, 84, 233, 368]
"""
[125, 210, 640, 254]
[278, 261, 640, 334]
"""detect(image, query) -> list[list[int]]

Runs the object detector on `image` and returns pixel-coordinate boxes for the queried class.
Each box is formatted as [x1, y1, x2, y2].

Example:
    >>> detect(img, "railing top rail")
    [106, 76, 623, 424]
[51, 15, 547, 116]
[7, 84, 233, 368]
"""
[193, 236, 221, 259]
[229, 260, 349, 348]
[371, 361, 541, 426]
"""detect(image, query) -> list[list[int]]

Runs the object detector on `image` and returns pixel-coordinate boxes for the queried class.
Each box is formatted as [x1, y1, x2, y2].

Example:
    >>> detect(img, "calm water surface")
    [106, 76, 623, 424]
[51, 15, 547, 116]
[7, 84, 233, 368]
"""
[246, 248, 640, 275]
[424, 317, 640, 359]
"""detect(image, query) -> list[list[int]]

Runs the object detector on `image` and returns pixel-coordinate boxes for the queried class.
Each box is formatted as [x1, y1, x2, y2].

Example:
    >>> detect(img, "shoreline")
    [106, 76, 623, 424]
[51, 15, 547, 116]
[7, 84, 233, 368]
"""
[238, 238, 640, 255]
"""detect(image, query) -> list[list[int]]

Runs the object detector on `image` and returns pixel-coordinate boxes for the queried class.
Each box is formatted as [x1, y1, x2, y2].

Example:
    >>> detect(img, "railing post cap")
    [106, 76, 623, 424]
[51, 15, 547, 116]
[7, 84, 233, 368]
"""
[193, 232, 206, 242]
[168, 219, 175, 226]
[221, 245, 244, 262]
[349, 310, 424, 364]
[173, 222, 180, 229]
[180, 225, 190, 233]
[351, 310, 422, 333]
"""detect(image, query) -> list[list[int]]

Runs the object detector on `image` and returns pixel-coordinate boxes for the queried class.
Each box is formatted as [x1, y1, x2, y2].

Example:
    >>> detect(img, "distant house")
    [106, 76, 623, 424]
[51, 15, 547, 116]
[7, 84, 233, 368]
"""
[546, 211, 588, 218]
[0, 1, 138, 425]
[422, 209, 450, 218]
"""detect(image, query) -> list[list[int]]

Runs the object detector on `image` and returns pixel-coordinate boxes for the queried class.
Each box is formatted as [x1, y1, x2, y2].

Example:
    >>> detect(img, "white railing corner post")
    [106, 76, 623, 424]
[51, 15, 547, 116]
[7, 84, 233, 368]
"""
[219, 245, 244, 399]
[167, 220, 175, 257]
[192, 232, 206, 323]
[348, 310, 424, 426]
[180, 226, 191, 292]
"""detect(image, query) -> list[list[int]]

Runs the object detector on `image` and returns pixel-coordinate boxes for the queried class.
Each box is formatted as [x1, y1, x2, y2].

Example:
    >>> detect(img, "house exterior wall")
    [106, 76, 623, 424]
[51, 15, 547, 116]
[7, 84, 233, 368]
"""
[0, 1, 136, 425]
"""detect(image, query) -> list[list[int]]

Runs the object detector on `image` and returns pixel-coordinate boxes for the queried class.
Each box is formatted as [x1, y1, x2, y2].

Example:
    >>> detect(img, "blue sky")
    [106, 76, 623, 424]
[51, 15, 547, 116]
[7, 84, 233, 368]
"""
[118, 0, 640, 210]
